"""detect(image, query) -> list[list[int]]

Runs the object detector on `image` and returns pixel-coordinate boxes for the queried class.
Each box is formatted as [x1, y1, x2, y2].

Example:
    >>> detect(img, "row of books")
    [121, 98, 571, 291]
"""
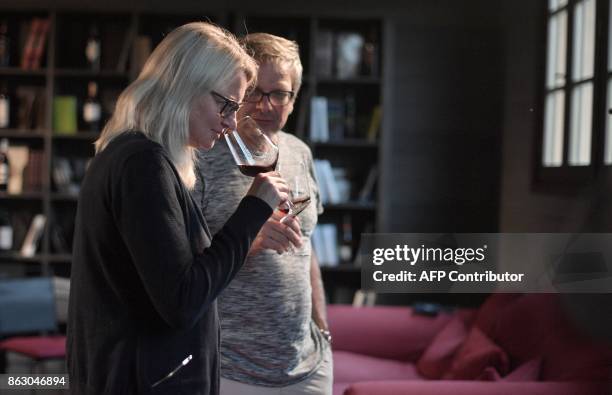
[313, 159, 378, 204]
[0, 212, 46, 257]
[14, 86, 46, 130]
[20, 17, 50, 70]
[312, 224, 340, 267]
[309, 96, 381, 142]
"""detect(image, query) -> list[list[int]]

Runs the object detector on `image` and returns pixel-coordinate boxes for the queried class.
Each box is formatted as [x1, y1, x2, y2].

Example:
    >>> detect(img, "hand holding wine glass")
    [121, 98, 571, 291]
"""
[246, 172, 289, 210]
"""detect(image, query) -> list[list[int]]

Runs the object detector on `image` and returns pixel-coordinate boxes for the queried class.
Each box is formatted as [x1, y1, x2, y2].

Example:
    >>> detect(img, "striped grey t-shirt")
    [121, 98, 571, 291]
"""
[193, 131, 327, 387]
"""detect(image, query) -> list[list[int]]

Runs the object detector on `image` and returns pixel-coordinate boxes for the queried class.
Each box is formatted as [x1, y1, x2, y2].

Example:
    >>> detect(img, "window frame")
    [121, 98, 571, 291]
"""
[537, 0, 610, 190]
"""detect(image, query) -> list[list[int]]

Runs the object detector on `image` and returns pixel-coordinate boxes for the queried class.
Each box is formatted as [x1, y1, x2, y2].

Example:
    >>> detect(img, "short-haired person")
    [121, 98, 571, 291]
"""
[67, 23, 289, 394]
[194, 33, 332, 394]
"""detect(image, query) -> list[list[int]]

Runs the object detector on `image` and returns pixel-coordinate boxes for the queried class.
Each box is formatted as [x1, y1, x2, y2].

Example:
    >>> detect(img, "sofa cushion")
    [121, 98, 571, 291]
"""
[333, 382, 350, 395]
[328, 305, 452, 361]
[416, 311, 472, 379]
[445, 326, 510, 380]
[333, 350, 423, 383]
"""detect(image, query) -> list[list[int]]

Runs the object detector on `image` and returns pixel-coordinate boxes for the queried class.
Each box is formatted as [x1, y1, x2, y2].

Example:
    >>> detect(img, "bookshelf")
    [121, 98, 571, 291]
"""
[0, 8, 384, 300]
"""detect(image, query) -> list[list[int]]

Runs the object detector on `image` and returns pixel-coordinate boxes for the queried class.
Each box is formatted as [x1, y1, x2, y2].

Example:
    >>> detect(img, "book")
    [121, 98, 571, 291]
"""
[117, 20, 137, 72]
[20, 18, 39, 69]
[327, 98, 345, 140]
[311, 226, 325, 265]
[16, 86, 45, 130]
[20, 213, 46, 257]
[358, 166, 378, 203]
[319, 159, 340, 203]
[366, 105, 382, 142]
[315, 29, 334, 77]
[130, 35, 152, 78]
[23, 149, 43, 191]
[313, 160, 329, 204]
[321, 224, 339, 267]
[30, 17, 49, 70]
[309, 96, 329, 142]
[344, 92, 357, 138]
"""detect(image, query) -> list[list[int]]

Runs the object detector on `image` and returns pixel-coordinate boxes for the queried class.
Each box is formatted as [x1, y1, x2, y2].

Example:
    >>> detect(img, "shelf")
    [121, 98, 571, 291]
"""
[0, 191, 44, 200]
[53, 132, 99, 140]
[315, 76, 381, 85]
[0, 252, 45, 263]
[321, 264, 360, 273]
[54, 69, 129, 79]
[0, 67, 47, 77]
[324, 201, 376, 211]
[0, 252, 72, 263]
[47, 254, 72, 263]
[50, 192, 79, 202]
[312, 139, 378, 149]
[0, 129, 47, 139]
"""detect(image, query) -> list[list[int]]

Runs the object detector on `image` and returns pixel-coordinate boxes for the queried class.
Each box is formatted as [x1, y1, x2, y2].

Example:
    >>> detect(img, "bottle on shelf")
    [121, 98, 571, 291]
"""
[0, 82, 10, 128]
[83, 81, 101, 132]
[85, 23, 101, 71]
[0, 138, 9, 191]
[0, 209, 12, 251]
[0, 19, 10, 67]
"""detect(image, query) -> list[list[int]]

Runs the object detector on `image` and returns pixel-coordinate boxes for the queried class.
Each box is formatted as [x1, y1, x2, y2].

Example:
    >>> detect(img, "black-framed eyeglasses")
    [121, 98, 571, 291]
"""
[211, 91, 241, 118]
[244, 89, 295, 107]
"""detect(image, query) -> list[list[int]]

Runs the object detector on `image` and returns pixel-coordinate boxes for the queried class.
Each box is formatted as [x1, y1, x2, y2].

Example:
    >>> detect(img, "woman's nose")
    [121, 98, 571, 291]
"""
[221, 114, 237, 132]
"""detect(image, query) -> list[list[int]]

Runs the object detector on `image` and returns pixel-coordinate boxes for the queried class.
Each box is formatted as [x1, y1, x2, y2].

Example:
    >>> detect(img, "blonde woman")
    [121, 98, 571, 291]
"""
[67, 23, 289, 394]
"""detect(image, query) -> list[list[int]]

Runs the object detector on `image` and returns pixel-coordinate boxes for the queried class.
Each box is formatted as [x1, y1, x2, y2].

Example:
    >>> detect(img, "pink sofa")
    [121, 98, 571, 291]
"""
[328, 294, 612, 395]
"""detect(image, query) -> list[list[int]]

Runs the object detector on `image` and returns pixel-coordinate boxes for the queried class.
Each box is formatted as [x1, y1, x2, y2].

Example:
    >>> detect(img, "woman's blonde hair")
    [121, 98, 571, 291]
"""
[241, 33, 303, 96]
[95, 22, 257, 189]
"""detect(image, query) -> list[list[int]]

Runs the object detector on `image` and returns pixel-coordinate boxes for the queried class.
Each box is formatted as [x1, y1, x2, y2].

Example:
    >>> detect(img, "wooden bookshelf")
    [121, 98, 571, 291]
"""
[0, 8, 384, 301]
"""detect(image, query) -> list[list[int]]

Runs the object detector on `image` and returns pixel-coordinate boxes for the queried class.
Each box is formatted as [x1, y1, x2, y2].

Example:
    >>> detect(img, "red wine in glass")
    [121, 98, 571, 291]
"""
[279, 196, 311, 215]
[238, 159, 278, 177]
[224, 116, 279, 178]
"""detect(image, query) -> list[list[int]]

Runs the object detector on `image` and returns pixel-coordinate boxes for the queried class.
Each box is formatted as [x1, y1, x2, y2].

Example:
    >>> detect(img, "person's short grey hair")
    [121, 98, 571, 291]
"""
[241, 33, 303, 97]
[95, 22, 258, 189]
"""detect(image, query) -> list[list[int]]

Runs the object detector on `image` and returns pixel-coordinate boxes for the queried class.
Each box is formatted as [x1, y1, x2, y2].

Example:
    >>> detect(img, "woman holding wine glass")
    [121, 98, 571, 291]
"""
[67, 23, 290, 394]
[194, 33, 332, 394]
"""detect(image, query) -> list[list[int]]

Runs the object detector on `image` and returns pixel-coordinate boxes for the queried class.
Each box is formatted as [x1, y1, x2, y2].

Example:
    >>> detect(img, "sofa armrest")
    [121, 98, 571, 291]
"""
[344, 380, 611, 395]
[328, 305, 453, 361]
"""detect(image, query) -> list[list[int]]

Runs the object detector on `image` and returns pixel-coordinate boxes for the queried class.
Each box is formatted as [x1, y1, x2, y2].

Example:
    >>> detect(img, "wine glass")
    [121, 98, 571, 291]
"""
[279, 159, 312, 224]
[223, 116, 278, 176]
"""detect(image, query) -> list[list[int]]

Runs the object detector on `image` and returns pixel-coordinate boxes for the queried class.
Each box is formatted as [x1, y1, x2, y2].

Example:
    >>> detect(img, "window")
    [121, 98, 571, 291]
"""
[541, 0, 609, 179]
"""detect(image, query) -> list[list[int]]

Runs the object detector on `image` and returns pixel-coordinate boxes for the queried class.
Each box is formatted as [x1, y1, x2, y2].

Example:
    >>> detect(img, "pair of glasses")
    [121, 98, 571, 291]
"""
[244, 89, 294, 106]
[211, 91, 241, 118]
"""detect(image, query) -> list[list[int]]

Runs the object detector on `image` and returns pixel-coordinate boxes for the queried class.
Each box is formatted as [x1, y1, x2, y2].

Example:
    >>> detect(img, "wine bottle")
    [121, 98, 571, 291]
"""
[0, 138, 9, 191]
[0, 82, 9, 129]
[83, 81, 101, 132]
[0, 19, 10, 67]
[0, 209, 12, 250]
[85, 23, 101, 71]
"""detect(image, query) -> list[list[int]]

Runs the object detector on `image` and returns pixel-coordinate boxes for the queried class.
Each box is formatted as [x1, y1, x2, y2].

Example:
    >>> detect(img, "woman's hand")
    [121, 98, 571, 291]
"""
[248, 211, 303, 255]
[246, 171, 290, 210]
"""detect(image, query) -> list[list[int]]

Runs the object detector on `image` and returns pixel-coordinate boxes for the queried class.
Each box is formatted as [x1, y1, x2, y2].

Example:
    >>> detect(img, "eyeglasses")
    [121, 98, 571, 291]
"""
[211, 91, 241, 118]
[244, 89, 295, 107]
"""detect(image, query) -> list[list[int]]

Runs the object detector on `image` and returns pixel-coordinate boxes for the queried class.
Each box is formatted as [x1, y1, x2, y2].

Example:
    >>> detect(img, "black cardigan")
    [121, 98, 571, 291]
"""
[67, 132, 271, 394]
